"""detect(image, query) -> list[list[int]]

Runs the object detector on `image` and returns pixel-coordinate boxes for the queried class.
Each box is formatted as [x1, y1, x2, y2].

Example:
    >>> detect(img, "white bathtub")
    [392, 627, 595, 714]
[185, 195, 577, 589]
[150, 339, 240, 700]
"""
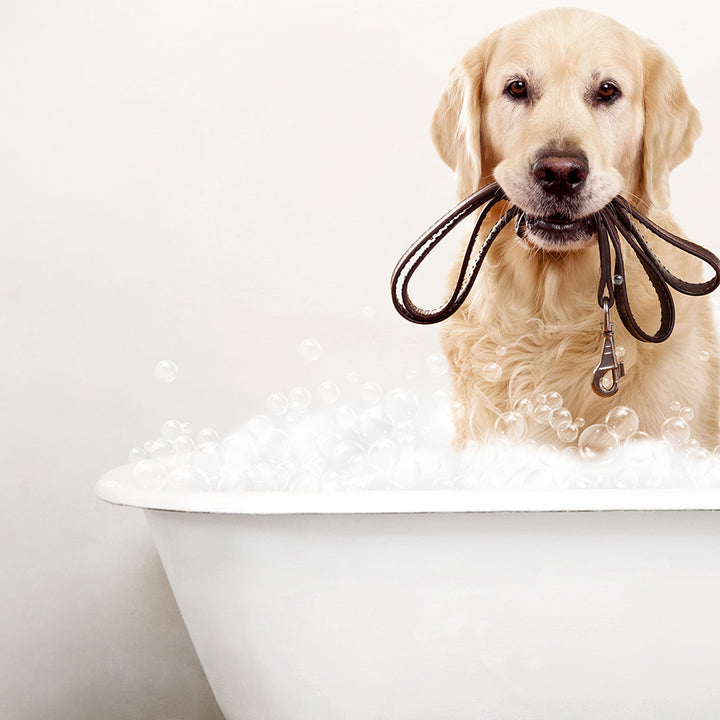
[97, 464, 720, 720]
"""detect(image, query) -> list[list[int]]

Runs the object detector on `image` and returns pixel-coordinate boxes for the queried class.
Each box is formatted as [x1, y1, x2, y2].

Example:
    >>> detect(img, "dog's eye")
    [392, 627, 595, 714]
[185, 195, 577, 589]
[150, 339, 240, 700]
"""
[597, 82, 620, 103]
[505, 80, 528, 100]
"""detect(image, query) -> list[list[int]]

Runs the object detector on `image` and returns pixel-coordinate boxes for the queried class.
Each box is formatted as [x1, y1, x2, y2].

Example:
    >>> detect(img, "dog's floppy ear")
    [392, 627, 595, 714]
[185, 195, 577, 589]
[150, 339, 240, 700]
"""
[641, 41, 701, 209]
[431, 36, 494, 199]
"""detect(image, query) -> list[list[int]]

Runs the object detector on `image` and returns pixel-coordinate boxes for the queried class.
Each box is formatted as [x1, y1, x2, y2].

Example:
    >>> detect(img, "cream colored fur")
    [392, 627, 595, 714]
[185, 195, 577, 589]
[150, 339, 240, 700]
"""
[432, 8, 720, 448]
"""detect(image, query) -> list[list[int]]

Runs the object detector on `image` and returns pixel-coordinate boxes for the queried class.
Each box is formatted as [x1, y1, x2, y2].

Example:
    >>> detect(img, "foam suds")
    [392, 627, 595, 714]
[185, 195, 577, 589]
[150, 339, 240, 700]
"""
[129, 346, 720, 492]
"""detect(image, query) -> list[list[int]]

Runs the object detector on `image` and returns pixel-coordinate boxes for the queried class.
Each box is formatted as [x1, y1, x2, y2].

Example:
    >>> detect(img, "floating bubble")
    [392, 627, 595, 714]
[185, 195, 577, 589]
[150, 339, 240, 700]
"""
[318, 381, 341, 405]
[383, 388, 420, 425]
[180, 422, 192, 436]
[298, 339, 322, 363]
[549, 407, 572, 430]
[368, 438, 400, 471]
[482, 362, 502, 382]
[615, 346, 626, 361]
[346, 370, 361, 385]
[496, 345, 508, 357]
[197, 427, 220, 446]
[155, 360, 178, 383]
[680, 406, 695, 423]
[575, 416, 586, 429]
[266, 393, 289, 416]
[604, 406, 639, 440]
[535, 393, 547, 406]
[557, 422, 579, 443]
[660, 416, 691, 446]
[173, 436, 195, 453]
[133, 460, 166, 489]
[545, 392, 563, 410]
[128, 447, 147, 463]
[514, 398, 533, 417]
[333, 440, 366, 473]
[362, 305, 377, 319]
[700, 351, 710, 362]
[532, 404, 552, 425]
[161, 420, 183, 442]
[670, 400, 682, 413]
[578, 424, 619, 461]
[494, 412, 527, 444]
[406, 368, 418, 380]
[426, 353, 448, 376]
[221, 432, 256, 465]
[362, 382, 382, 405]
[149, 439, 175, 458]
[288, 386, 312, 410]
[247, 462, 275, 490]
[191, 442, 222, 480]
[433, 388, 451, 409]
[451, 402, 466, 421]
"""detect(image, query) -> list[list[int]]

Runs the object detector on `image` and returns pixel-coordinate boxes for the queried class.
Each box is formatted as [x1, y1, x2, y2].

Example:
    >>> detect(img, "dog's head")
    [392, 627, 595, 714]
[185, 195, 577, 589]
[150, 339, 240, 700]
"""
[432, 8, 700, 252]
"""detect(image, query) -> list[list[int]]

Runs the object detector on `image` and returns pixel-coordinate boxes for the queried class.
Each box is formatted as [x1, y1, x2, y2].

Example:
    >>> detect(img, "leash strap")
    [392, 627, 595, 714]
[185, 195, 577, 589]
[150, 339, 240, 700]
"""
[391, 184, 720, 395]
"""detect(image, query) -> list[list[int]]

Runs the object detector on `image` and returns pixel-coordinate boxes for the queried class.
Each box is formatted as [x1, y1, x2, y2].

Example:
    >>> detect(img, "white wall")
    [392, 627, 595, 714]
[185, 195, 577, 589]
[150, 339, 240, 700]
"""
[2, 1, 718, 718]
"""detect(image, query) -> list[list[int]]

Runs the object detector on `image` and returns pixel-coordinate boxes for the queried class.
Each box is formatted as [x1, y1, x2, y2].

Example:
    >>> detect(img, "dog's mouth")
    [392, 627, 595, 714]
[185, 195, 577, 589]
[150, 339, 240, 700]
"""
[518, 212, 595, 249]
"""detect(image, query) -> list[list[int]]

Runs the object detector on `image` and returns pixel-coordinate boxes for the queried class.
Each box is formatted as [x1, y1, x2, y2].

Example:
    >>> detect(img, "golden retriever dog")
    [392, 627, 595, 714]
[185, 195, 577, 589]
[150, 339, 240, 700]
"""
[432, 7, 720, 448]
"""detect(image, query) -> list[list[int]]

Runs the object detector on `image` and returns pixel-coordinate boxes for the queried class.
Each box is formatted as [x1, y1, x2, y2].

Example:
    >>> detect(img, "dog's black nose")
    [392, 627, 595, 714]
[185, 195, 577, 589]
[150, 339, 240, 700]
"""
[532, 154, 588, 197]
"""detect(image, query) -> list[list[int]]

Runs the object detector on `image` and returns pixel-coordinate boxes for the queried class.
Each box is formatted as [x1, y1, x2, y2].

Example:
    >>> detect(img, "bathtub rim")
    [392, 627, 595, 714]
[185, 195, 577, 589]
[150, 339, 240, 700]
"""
[96, 463, 720, 514]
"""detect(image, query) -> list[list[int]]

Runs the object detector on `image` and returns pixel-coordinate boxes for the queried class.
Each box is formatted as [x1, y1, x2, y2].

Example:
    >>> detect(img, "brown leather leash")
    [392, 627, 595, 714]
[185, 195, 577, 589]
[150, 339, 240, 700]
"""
[390, 182, 720, 397]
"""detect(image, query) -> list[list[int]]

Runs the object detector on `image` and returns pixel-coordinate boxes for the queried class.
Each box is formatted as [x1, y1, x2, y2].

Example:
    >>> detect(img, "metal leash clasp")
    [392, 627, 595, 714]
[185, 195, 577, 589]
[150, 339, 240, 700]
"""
[591, 298, 625, 397]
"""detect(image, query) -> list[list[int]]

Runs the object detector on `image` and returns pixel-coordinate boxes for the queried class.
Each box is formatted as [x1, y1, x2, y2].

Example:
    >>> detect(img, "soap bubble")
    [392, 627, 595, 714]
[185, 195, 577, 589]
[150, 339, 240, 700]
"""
[700, 351, 710, 362]
[545, 392, 563, 410]
[451, 402, 466, 421]
[180, 422, 192, 436]
[288, 386, 311, 410]
[173, 436, 195, 453]
[578, 424, 619, 461]
[496, 345, 507, 357]
[680, 406, 695, 423]
[368, 438, 400, 471]
[298, 339, 322, 363]
[604, 406, 639, 440]
[433, 388, 451, 409]
[575, 416, 586, 429]
[133, 460, 166, 489]
[247, 415, 273, 439]
[166, 467, 211, 492]
[266, 393, 289, 416]
[494, 412, 528, 444]
[128, 447, 147, 463]
[333, 405, 357, 431]
[532, 404, 552, 425]
[661, 416, 691, 446]
[426, 353, 448, 376]
[197, 427, 220, 446]
[383, 388, 420, 425]
[191, 443, 222, 480]
[256, 428, 290, 462]
[361, 305, 377, 319]
[155, 360, 178, 383]
[670, 400, 682, 413]
[161, 420, 183, 442]
[557, 422, 579, 443]
[362, 382, 383, 405]
[346, 370, 360, 385]
[356, 407, 394, 443]
[221, 433, 256, 465]
[333, 440, 366, 472]
[318, 381, 341, 405]
[535, 393, 547, 406]
[149, 439, 175, 458]
[406, 368, 418, 381]
[514, 398, 533, 417]
[615, 346, 626, 361]
[549, 407, 572, 430]
[482, 362, 502, 382]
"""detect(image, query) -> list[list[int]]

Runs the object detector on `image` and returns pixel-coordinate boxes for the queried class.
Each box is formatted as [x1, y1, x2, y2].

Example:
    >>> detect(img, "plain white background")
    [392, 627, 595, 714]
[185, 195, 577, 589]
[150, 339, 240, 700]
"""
[2, 1, 719, 718]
